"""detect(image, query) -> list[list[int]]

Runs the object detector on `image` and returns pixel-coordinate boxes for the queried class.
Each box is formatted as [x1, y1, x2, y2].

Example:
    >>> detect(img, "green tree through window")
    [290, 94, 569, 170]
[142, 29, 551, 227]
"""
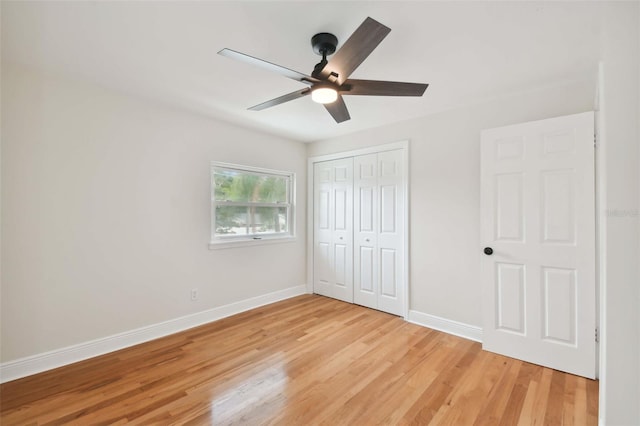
[211, 164, 294, 243]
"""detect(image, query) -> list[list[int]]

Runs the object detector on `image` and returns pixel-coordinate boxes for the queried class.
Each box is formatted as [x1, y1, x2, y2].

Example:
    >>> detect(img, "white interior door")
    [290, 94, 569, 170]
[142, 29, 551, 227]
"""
[313, 158, 353, 303]
[480, 112, 596, 379]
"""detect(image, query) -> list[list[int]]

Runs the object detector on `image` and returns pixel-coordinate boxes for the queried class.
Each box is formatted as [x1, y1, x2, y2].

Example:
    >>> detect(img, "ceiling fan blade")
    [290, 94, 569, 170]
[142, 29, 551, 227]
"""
[319, 17, 391, 85]
[248, 88, 311, 111]
[341, 79, 428, 96]
[218, 48, 318, 85]
[324, 95, 351, 123]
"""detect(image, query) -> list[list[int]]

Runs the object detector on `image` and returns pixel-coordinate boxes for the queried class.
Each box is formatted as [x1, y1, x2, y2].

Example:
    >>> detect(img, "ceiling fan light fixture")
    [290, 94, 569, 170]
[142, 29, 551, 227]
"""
[311, 87, 338, 104]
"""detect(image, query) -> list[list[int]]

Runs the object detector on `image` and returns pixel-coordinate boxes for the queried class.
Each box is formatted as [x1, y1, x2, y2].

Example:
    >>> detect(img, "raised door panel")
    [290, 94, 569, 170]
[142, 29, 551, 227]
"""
[542, 267, 577, 345]
[494, 173, 524, 242]
[380, 248, 397, 297]
[541, 170, 575, 245]
[380, 185, 396, 234]
[334, 188, 348, 231]
[359, 187, 375, 233]
[359, 246, 375, 293]
[316, 242, 331, 285]
[495, 262, 526, 334]
[318, 190, 330, 231]
[334, 244, 348, 288]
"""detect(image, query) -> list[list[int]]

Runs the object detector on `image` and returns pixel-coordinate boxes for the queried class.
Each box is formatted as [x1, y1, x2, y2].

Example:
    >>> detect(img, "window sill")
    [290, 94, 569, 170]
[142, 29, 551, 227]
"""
[208, 236, 297, 250]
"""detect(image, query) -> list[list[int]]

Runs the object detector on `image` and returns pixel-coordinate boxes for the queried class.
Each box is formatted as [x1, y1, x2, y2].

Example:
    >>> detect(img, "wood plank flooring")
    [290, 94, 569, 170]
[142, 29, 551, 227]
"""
[0, 295, 598, 425]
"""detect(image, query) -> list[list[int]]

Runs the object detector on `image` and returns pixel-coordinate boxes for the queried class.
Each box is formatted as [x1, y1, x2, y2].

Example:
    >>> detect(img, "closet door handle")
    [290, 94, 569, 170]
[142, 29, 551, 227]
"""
[339, 236, 343, 240]
[365, 238, 370, 242]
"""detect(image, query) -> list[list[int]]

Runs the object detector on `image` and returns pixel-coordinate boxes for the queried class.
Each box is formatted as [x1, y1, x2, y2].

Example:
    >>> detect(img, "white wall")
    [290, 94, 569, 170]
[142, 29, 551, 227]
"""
[599, 3, 640, 425]
[308, 79, 595, 327]
[1, 63, 307, 363]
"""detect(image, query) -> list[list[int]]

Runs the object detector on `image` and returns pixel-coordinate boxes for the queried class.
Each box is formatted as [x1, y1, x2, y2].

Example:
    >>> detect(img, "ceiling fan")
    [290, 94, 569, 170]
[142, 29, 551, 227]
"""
[218, 17, 428, 123]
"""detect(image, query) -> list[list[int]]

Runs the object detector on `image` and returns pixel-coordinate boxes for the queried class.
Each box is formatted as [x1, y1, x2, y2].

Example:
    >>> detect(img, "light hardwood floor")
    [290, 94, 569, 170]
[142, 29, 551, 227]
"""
[1, 295, 598, 425]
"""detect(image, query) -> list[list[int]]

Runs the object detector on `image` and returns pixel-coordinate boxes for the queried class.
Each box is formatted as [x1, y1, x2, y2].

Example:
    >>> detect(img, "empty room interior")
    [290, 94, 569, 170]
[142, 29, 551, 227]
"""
[1, 1, 639, 425]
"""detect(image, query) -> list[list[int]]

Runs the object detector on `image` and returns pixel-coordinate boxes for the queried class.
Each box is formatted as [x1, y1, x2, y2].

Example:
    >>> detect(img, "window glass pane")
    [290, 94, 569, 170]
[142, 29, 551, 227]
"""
[215, 206, 288, 236]
[214, 205, 247, 235]
[255, 207, 288, 234]
[214, 169, 288, 203]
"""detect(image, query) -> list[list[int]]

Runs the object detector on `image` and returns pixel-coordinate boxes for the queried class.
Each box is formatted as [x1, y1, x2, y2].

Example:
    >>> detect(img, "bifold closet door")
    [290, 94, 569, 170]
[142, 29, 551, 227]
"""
[313, 158, 354, 303]
[354, 149, 405, 316]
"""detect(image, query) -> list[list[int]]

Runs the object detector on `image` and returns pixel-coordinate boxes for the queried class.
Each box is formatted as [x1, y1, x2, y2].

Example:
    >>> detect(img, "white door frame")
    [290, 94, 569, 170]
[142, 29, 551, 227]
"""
[594, 61, 606, 420]
[307, 140, 410, 319]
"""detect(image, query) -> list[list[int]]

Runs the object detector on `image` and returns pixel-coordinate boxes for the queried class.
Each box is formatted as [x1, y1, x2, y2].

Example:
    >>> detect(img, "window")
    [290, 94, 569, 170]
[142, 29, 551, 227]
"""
[210, 162, 295, 248]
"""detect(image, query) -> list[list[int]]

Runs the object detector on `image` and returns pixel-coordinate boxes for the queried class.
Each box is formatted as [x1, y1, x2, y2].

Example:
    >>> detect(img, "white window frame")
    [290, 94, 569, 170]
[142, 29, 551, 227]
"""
[209, 162, 296, 249]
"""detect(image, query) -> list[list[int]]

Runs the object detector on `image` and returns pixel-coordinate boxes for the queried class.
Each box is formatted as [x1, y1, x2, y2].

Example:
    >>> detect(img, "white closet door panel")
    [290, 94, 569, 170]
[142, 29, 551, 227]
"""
[330, 158, 354, 303]
[354, 153, 378, 309]
[314, 162, 333, 298]
[377, 149, 404, 316]
[314, 158, 353, 303]
[355, 183, 377, 307]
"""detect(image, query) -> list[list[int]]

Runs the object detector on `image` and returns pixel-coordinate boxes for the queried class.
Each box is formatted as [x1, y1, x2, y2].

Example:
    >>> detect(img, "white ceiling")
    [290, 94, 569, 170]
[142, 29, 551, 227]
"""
[2, 1, 603, 142]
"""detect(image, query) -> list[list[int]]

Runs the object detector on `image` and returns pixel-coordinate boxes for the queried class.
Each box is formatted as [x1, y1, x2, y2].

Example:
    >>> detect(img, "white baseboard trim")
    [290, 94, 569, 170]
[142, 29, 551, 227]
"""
[0, 285, 307, 384]
[407, 310, 483, 343]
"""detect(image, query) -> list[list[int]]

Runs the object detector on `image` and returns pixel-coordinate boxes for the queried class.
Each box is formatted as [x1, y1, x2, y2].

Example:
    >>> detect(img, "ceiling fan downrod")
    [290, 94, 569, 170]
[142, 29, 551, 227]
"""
[311, 32, 338, 78]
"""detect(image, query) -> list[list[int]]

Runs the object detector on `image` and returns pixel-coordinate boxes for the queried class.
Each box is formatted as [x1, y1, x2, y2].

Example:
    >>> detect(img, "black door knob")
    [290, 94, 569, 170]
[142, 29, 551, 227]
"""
[484, 247, 493, 255]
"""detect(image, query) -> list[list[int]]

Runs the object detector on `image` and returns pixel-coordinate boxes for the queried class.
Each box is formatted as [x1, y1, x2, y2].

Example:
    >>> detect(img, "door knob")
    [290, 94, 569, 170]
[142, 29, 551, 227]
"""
[365, 238, 370, 242]
[484, 247, 493, 255]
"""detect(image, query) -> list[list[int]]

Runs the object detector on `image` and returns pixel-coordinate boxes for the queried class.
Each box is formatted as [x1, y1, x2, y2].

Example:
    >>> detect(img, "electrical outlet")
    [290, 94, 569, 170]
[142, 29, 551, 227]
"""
[191, 288, 198, 301]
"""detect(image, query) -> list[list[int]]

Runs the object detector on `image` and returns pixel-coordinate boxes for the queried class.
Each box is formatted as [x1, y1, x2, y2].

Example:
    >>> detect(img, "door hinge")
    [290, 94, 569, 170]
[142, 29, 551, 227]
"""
[595, 327, 599, 343]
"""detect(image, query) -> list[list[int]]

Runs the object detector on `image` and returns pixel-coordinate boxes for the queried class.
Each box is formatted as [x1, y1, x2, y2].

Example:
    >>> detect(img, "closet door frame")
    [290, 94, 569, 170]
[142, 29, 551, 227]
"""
[307, 140, 410, 319]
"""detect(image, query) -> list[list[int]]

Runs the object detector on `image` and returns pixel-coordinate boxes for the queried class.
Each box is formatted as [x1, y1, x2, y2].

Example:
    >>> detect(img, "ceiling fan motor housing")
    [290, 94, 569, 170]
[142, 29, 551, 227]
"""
[311, 33, 338, 56]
